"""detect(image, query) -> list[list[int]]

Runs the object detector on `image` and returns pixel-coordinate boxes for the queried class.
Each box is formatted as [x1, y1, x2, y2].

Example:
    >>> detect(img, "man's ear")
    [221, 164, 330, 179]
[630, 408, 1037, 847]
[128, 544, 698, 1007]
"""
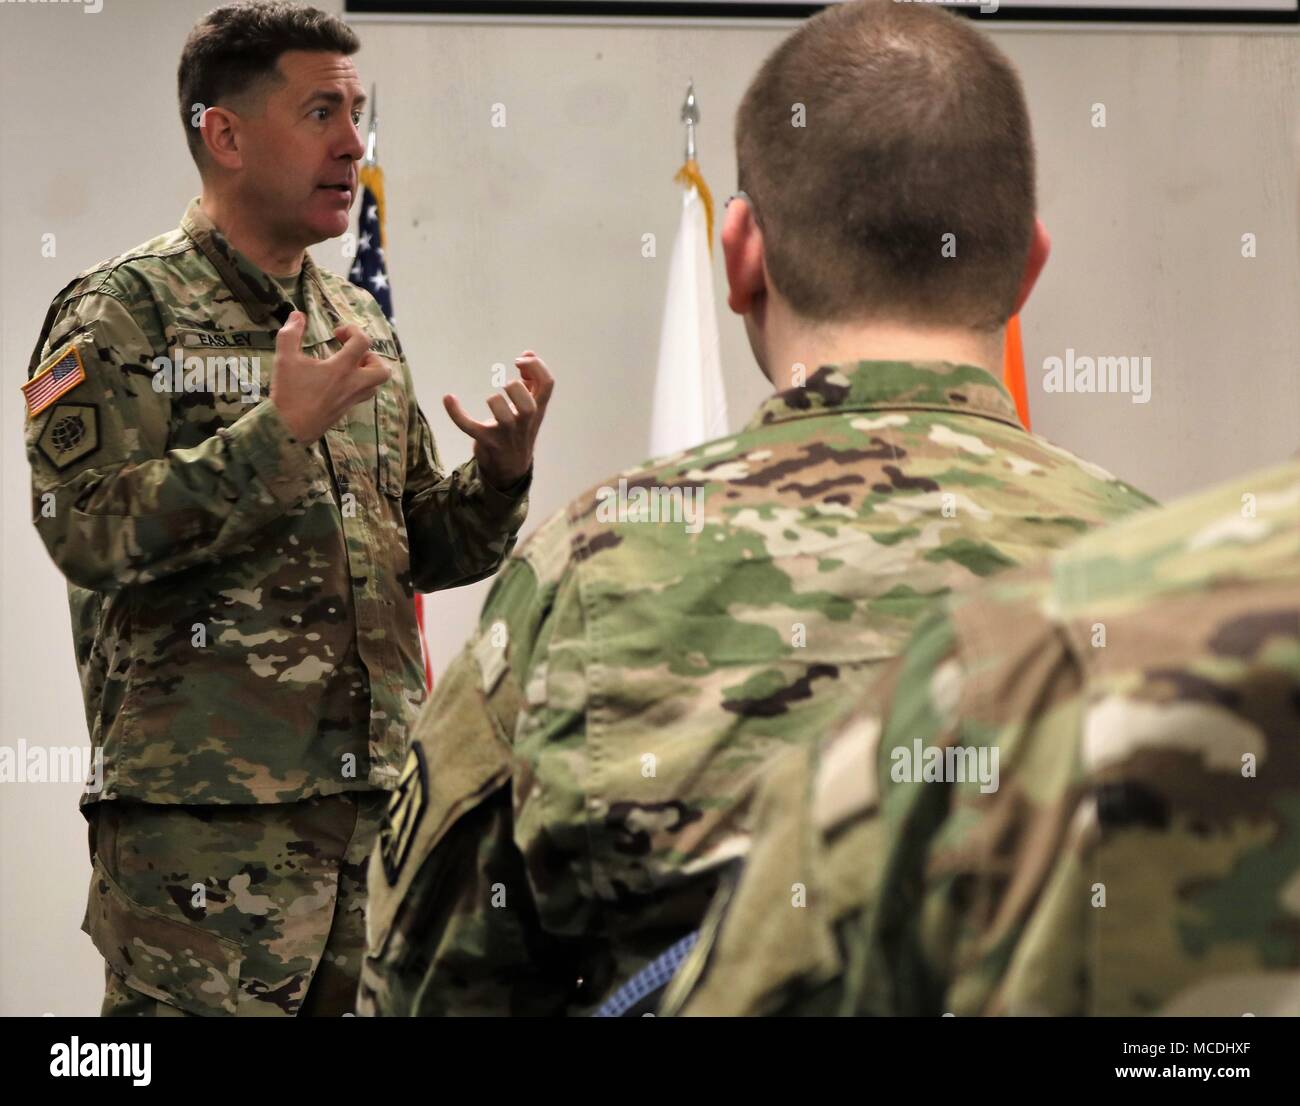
[722, 196, 767, 315]
[199, 105, 244, 172]
[1010, 217, 1051, 317]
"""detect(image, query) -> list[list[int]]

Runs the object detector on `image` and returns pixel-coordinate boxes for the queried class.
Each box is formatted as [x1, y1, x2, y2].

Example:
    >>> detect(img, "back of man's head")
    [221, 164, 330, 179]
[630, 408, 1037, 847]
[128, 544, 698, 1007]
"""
[736, 0, 1035, 332]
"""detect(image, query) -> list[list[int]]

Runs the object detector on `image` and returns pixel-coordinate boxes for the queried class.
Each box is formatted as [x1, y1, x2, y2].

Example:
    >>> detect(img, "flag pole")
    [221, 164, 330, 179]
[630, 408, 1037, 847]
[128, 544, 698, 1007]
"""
[674, 80, 714, 258]
[360, 84, 387, 251]
[364, 83, 378, 167]
[682, 78, 697, 164]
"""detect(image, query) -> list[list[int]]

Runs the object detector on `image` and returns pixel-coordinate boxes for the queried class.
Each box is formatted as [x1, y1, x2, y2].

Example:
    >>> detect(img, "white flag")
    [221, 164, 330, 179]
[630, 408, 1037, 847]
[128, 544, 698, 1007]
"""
[649, 182, 728, 458]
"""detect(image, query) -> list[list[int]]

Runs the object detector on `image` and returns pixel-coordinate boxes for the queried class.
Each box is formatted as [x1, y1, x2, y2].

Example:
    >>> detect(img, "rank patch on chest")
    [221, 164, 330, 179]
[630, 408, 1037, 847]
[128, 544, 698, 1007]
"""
[380, 742, 428, 885]
[37, 403, 100, 471]
[23, 342, 86, 418]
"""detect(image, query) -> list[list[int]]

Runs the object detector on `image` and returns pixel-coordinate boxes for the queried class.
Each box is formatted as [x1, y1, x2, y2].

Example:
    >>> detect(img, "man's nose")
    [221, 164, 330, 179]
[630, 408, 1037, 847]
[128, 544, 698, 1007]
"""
[339, 118, 366, 162]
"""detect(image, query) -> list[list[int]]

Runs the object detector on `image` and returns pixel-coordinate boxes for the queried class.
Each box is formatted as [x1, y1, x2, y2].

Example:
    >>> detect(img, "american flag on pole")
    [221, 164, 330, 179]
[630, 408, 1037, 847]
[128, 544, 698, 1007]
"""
[350, 173, 393, 322]
[349, 159, 434, 691]
[23, 344, 87, 418]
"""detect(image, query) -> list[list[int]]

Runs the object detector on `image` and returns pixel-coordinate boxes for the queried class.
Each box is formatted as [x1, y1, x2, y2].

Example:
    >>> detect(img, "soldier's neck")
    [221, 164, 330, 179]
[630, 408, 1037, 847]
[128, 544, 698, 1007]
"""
[763, 316, 1004, 392]
[198, 191, 306, 278]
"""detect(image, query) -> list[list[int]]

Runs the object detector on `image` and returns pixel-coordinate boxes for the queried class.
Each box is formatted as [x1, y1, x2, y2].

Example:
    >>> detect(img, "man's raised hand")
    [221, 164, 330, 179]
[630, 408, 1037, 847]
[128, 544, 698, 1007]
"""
[270, 312, 391, 443]
[443, 351, 555, 491]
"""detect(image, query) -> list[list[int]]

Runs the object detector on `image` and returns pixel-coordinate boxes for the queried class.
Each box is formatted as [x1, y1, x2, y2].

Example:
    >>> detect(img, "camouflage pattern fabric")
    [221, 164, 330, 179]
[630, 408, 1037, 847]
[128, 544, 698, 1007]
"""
[666, 459, 1300, 1017]
[24, 198, 530, 808]
[87, 790, 389, 1017]
[359, 358, 1156, 1016]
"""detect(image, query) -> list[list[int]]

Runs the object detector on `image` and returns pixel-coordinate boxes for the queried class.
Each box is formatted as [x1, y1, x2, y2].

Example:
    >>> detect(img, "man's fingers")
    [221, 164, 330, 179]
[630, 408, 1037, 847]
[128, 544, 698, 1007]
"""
[276, 311, 306, 357]
[342, 383, 383, 412]
[485, 392, 518, 427]
[327, 328, 371, 369]
[516, 354, 555, 406]
[443, 393, 491, 440]
[502, 379, 536, 417]
[357, 360, 391, 388]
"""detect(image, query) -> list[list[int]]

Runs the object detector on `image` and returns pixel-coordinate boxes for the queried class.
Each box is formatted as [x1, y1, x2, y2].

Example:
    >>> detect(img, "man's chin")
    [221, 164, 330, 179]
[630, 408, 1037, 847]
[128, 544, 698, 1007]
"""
[301, 210, 352, 248]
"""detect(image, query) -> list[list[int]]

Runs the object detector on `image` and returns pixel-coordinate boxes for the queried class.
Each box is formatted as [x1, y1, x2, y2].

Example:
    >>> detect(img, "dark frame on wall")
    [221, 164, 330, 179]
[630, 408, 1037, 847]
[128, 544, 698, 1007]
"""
[345, 1, 1300, 23]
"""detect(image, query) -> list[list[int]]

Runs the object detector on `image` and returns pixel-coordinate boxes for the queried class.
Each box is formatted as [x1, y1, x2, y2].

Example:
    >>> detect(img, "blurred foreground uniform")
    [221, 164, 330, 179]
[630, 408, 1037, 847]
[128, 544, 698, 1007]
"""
[25, 199, 529, 1015]
[360, 360, 1153, 1015]
[667, 459, 1300, 1017]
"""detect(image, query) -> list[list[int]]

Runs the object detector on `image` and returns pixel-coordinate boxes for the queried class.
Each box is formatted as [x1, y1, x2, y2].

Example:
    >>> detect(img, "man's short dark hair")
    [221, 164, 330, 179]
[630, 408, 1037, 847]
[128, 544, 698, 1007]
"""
[736, 0, 1037, 331]
[178, 1, 359, 167]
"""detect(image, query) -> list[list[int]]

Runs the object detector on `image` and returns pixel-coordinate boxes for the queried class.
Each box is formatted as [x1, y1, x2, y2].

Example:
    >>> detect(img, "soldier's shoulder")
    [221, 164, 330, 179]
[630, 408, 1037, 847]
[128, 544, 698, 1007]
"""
[48, 228, 195, 310]
[481, 425, 792, 620]
[910, 459, 1300, 772]
[1050, 458, 1300, 614]
[514, 505, 577, 593]
[36, 228, 197, 356]
[473, 504, 578, 634]
[558, 415, 856, 556]
[977, 427, 1157, 519]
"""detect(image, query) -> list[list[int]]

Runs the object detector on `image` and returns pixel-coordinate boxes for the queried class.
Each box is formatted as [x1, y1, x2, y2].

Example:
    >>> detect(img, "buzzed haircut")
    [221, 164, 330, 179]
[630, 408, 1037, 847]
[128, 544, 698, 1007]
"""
[178, 1, 359, 167]
[736, 0, 1037, 331]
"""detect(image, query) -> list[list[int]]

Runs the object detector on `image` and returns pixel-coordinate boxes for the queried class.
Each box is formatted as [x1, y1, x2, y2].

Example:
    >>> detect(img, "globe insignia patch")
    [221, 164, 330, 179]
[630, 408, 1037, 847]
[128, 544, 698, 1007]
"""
[37, 404, 99, 471]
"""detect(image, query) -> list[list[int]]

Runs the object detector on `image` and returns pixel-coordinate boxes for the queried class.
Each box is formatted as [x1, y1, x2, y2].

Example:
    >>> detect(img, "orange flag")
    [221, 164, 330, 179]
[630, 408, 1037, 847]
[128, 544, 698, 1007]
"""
[1002, 313, 1031, 431]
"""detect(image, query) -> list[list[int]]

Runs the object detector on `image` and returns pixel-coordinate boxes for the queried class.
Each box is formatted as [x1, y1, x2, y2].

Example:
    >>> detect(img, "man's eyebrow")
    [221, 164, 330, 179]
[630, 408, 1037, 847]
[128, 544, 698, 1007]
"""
[300, 89, 367, 111]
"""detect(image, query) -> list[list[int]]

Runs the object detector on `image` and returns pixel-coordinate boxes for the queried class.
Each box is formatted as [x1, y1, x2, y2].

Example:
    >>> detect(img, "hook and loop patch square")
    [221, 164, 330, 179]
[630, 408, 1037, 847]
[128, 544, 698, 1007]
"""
[37, 403, 100, 471]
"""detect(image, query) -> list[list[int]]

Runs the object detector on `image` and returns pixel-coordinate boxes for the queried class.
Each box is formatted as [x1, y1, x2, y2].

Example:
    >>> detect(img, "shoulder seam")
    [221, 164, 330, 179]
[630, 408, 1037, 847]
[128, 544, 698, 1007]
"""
[62, 239, 198, 301]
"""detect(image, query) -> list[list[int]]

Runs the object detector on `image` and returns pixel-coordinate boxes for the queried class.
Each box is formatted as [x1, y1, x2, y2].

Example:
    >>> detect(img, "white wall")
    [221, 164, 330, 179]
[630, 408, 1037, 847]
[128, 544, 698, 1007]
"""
[1, 0, 1296, 1015]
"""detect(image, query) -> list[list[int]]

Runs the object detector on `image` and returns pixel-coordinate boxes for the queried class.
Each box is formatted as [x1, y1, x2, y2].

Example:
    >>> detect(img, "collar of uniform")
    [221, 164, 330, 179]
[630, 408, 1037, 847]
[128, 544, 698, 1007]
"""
[743, 360, 1023, 433]
[180, 197, 342, 344]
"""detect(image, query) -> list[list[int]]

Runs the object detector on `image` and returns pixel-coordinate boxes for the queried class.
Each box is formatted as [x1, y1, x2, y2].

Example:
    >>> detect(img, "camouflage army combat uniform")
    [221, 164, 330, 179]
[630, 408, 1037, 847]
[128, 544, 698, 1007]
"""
[359, 359, 1155, 1016]
[25, 198, 530, 1016]
[666, 459, 1300, 1017]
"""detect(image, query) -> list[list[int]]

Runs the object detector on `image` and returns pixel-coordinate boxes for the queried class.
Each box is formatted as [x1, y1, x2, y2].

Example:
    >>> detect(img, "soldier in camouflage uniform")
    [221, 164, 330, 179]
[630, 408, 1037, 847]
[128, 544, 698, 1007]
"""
[665, 459, 1300, 1017]
[359, 365, 1152, 1016]
[357, 0, 1157, 1017]
[24, 3, 550, 1016]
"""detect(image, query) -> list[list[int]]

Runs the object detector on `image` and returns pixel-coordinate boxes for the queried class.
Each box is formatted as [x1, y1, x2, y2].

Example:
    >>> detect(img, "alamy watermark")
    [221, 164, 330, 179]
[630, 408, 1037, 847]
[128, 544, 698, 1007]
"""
[0, 740, 103, 792]
[50, 1039, 150, 1085]
[595, 478, 705, 535]
[152, 349, 263, 404]
[1042, 349, 1152, 405]
[890, 738, 999, 794]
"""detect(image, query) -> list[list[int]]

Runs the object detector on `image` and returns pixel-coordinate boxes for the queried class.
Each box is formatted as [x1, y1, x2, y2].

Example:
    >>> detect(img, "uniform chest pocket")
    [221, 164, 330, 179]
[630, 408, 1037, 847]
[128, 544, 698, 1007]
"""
[164, 342, 276, 444]
[168, 330, 276, 409]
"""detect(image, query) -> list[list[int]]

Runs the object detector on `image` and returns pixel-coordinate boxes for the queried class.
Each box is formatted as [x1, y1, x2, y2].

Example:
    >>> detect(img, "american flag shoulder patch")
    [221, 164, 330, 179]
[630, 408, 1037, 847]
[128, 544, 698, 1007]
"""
[23, 341, 87, 419]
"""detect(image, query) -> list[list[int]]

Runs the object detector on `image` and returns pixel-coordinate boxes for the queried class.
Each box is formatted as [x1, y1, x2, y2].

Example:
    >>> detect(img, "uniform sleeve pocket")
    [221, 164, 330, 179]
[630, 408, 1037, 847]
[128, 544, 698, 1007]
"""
[81, 854, 244, 1017]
